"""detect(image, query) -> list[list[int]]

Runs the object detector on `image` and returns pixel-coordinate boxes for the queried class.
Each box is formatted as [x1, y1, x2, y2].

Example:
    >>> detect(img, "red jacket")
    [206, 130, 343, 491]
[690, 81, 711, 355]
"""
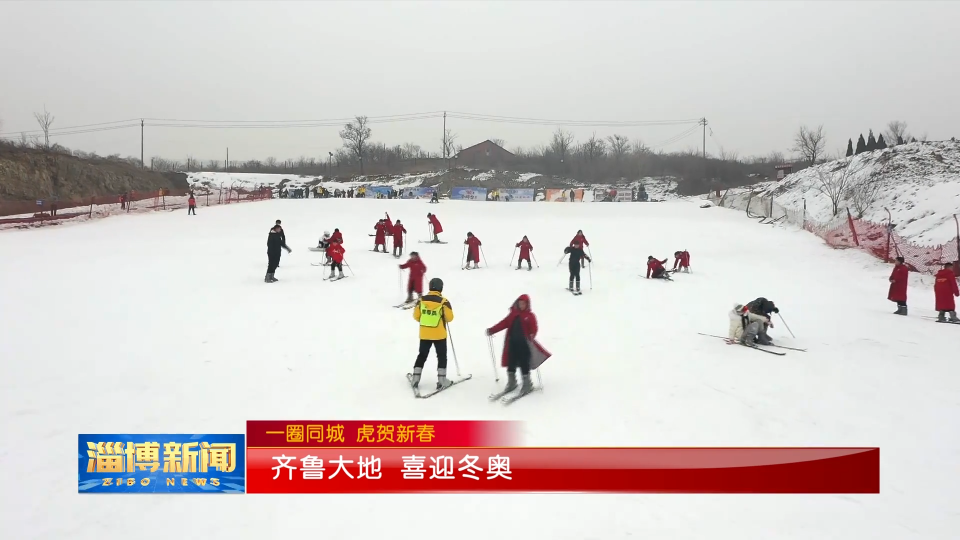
[400, 258, 427, 285]
[888, 264, 909, 302]
[188, 197, 196, 206]
[516, 239, 533, 260]
[646, 258, 667, 278]
[330, 231, 343, 244]
[934, 268, 959, 311]
[428, 214, 443, 234]
[392, 222, 406, 246]
[570, 233, 588, 247]
[465, 236, 482, 260]
[487, 294, 552, 369]
[673, 251, 690, 269]
[374, 221, 387, 243]
[327, 242, 345, 264]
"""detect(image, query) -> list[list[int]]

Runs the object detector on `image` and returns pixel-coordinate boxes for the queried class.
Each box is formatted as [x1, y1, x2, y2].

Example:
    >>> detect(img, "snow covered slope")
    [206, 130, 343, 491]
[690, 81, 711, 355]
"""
[2, 199, 958, 539]
[753, 140, 960, 244]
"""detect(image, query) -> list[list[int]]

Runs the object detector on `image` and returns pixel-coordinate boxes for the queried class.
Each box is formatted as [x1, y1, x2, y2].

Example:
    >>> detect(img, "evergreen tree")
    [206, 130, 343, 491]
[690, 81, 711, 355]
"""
[845, 138, 854, 157]
[855, 134, 867, 154]
[866, 129, 877, 151]
[876, 134, 887, 149]
[897, 135, 904, 145]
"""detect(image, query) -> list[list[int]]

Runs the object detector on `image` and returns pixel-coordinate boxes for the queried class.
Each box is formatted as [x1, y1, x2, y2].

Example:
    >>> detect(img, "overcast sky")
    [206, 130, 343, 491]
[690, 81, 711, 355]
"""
[1, 1, 957, 163]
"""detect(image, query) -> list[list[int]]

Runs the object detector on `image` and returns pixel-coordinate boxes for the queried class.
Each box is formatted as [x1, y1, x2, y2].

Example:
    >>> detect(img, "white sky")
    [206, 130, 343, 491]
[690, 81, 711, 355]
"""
[1, 1, 957, 163]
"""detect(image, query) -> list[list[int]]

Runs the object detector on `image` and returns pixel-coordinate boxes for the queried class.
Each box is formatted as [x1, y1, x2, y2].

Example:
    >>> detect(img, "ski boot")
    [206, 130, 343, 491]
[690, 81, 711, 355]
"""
[895, 305, 907, 316]
[950, 311, 960, 323]
[410, 367, 422, 388]
[264, 273, 273, 283]
[437, 368, 452, 390]
[338, 270, 345, 279]
[937, 311, 947, 322]
[269, 273, 278, 282]
[328, 268, 336, 280]
[518, 372, 534, 396]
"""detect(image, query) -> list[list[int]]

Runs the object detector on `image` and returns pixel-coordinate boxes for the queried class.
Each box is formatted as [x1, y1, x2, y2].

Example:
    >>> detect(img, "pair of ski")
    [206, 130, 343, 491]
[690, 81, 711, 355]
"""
[697, 333, 807, 355]
[565, 287, 583, 296]
[322, 275, 348, 282]
[405, 373, 473, 398]
[462, 266, 482, 270]
[488, 385, 540, 405]
[393, 300, 417, 309]
[920, 315, 960, 324]
[418, 240, 447, 244]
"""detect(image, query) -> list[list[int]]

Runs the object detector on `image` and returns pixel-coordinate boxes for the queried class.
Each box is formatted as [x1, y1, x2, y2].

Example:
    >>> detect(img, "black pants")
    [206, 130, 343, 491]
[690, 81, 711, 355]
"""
[393, 244, 402, 257]
[330, 261, 343, 272]
[568, 264, 581, 288]
[517, 258, 531, 269]
[414, 339, 447, 370]
[652, 267, 665, 279]
[507, 340, 531, 375]
[188, 206, 196, 215]
[267, 252, 281, 273]
[896, 300, 906, 307]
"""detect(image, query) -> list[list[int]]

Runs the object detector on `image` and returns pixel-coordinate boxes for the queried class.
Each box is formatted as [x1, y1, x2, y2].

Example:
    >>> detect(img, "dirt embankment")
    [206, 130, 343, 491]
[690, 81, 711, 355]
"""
[0, 145, 189, 201]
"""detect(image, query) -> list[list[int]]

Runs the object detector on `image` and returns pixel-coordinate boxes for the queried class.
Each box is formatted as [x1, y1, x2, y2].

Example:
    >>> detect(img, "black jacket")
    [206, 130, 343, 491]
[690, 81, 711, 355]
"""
[747, 297, 778, 317]
[564, 246, 589, 267]
[267, 230, 288, 254]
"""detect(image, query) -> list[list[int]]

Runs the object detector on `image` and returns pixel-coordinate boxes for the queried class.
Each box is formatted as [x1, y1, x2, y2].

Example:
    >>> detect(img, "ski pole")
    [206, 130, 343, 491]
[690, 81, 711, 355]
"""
[536, 368, 543, 391]
[487, 334, 499, 382]
[447, 324, 462, 377]
[480, 246, 488, 268]
[556, 253, 568, 267]
[532, 253, 540, 268]
[398, 266, 402, 295]
[508, 246, 517, 267]
[344, 260, 355, 277]
[777, 313, 796, 338]
[588, 260, 593, 290]
[460, 244, 467, 269]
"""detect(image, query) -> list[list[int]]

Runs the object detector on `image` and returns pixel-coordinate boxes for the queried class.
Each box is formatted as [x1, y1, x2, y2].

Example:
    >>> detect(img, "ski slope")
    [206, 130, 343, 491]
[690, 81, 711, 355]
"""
[1, 198, 958, 539]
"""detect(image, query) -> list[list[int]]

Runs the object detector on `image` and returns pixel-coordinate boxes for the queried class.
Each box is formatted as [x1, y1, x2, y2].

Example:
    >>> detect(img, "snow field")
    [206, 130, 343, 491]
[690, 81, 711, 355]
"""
[1, 199, 958, 539]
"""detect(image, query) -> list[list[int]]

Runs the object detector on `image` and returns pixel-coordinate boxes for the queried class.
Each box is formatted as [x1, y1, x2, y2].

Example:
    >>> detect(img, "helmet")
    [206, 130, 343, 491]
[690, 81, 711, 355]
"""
[429, 278, 443, 292]
[323, 231, 331, 237]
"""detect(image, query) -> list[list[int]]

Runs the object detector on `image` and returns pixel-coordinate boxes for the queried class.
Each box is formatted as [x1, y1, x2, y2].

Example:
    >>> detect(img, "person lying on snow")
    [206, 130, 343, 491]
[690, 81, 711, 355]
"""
[728, 304, 770, 347]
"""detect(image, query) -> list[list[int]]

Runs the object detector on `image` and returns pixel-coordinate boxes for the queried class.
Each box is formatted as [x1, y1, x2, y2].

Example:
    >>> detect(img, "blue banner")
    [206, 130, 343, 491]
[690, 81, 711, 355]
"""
[364, 186, 392, 198]
[78, 434, 245, 493]
[486, 188, 534, 202]
[400, 187, 435, 199]
[451, 187, 488, 201]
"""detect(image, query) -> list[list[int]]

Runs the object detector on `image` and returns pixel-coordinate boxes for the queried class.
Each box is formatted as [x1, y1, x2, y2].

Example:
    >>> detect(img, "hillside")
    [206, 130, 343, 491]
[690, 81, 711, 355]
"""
[737, 140, 960, 245]
[186, 169, 680, 201]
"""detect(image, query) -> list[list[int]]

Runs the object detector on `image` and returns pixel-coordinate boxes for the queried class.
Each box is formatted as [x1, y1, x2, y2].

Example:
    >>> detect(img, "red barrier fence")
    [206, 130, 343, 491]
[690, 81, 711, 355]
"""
[0, 186, 272, 227]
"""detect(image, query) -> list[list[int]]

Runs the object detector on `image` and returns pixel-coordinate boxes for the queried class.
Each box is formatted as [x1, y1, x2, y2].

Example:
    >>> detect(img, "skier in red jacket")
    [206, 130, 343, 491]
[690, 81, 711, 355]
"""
[516, 236, 533, 270]
[646, 256, 671, 279]
[673, 250, 690, 273]
[888, 256, 909, 315]
[427, 213, 443, 243]
[326, 239, 346, 280]
[391, 217, 406, 258]
[187, 194, 196, 215]
[330, 228, 343, 244]
[464, 232, 482, 269]
[486, 294, 552, 400]
[570, 230, 589, 268]
[399, 252, 427, 304]
[934, 263, 959, 322]
[373, 219, 387, 252]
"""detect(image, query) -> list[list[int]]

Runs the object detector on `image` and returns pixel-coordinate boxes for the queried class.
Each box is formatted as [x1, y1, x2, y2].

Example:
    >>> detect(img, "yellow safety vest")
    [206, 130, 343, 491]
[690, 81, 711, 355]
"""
[419, 302, 443, 328]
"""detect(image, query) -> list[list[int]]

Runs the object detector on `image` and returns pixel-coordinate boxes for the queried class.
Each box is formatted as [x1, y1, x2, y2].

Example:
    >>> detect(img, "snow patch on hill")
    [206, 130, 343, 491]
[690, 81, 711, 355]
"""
[750, 140, 960, 245]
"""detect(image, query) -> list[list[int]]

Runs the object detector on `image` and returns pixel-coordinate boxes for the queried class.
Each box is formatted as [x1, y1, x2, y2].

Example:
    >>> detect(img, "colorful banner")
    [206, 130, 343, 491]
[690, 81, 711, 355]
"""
[78, 434, 245, 493]
[450, 187, 488, 201]
[485, 188, 534, 202]
[247, 420, 519, 448]
[544, 188, 584, 202]
[593, 188, 633, 202]
[364, 186, 392, 198]
[246, 447, 879, 494]
[400, 187, 435, 199]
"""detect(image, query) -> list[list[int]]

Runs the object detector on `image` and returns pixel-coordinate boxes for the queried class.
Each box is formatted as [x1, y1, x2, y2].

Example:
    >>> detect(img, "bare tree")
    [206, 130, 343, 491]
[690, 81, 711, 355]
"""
[402, 142, 422, 159]
[884, 121, 909, 146]
[581, 132, 606, 161]
[441, 129, 458, 159]
[815, 159, 867, 216]
[490, 138, 506, 148]
[339, 115, 372, 173]
[607, 134, 630, 159]
[718, 146, 740, 162]
[768, 150, 786, 164]
[550, 128, 574, 163]
[34, 106, 55, 147]
[846, 175, 884, 218]
[18, 132, 30, 148]
[792, 124, 826, 165]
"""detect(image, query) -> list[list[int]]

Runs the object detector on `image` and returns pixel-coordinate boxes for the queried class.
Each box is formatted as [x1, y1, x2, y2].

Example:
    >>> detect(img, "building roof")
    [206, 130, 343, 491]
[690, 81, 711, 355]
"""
[456, 140, 514, 158]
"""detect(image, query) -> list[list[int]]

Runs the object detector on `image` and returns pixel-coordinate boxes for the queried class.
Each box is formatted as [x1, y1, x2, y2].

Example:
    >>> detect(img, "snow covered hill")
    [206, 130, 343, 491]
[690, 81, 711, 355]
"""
[747, 140, 960, 245]
[3, 198, 957, 538]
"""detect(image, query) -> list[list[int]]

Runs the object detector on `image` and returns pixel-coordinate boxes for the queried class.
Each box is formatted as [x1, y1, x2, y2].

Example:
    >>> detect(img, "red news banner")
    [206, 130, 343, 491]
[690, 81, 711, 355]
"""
[246, 421, 879, 494]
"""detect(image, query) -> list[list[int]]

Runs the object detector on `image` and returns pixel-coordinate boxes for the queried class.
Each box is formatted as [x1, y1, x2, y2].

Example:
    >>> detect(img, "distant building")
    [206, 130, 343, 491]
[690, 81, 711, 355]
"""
[454, 140, 515, 168]
[774, 163, 794, 181]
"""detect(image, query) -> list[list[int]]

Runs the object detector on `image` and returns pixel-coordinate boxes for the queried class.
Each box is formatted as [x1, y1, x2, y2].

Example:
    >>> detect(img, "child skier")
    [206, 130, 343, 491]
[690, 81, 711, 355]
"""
[317, 231, 333, 265]
[934, 262, 960, 322]
[427, 213, 443, 243]
[392, 218, 406, 258]
[326, 238, 346, 280]
[516, 236, 533, 270]
[563, 244, 591, 294]
[646, 256, 671, 279]
[570, 230, 589, 268]
[373, 219, 387, 252]
[486, 294, 552, 399]
[399, 252, 427, 305]
[673, 250, 690, 273]
[464, 232, 482, 269]
[187, 193, 196, 215]
[410, 278, 455, 390]
[728, 304, 770, 346]
[888, 256, 909, 315]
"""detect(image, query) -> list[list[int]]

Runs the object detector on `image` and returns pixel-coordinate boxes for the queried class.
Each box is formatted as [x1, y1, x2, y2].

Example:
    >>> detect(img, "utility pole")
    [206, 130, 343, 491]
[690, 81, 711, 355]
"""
[699, 117, 708, 159]
[140, 119, 144, 168]
[226, 148, 229, 172]
[442, 111, 447, 159]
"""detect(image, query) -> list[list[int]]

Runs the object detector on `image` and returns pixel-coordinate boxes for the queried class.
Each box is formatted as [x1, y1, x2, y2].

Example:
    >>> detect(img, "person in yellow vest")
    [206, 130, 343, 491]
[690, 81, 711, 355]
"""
[410, 277, 455, 390]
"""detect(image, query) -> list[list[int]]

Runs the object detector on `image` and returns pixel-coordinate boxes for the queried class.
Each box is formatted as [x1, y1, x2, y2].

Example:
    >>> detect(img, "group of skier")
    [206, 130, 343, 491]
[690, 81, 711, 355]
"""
[887, 256, 960, 322]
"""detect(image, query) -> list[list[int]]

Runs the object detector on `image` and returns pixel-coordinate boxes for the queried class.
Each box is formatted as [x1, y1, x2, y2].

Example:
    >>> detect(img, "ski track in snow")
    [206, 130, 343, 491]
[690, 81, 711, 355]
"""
[1, 199, 957, 539]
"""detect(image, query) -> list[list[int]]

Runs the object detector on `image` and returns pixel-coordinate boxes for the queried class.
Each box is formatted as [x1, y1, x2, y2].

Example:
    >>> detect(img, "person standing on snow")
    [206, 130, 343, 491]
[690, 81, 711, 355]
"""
[745, 297, 778, 345]
[563, 244, 591, 293]
[646, 256, 670, 279]
[326, 238, 346, 280]
[265, 224, 291, 283]
[673, 250, 690, 273]
[888, 256, 909, 315]
[464, 232, 482, 269]
[516, 236, 533, 270]
[570, 230, 589, 268]
[389, 215, 406, 258]
[934, 262, 960, 322]
[188, 193, 197, 215]
[399, 252, 427, 305]
[486, 294, 552, 398]
[410, 278, 455, 390]
[728, 304, 770, 346]
[373, 219, 388, 252]
[427, 213, 443, 243]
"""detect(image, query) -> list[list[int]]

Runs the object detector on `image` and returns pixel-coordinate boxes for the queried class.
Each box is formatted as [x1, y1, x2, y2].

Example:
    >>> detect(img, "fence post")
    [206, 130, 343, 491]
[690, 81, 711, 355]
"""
[769, 196, 774, 219]
[846, 208, 860, 247]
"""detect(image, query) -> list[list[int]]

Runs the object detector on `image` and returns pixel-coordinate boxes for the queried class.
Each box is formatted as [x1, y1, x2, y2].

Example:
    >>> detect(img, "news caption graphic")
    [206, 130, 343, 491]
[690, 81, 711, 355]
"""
[245, 421, 879, 493]
[78, 434, 245, 493]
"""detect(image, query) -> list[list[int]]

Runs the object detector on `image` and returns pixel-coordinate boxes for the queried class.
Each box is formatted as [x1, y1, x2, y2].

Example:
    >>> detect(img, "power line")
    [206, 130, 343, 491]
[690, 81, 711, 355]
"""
[0, 118, 141, 137]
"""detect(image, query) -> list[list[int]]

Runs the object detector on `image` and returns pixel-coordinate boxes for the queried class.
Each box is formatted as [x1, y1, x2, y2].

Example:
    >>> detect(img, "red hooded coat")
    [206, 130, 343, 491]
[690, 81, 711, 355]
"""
[465, 236, 482, 261]
[428, 214, 443, 234]
[330, 230, 343, 244]
[570, 233, 589, 247]
[646, 258, 667, 278]
[517, 239, 533, 261]
[888, 264, 909, 302]
[374, 221, 387, 244]
[934, 267, 959, 311]
[487, 294, 552, 369]
[393, 222, 406, 246]
[400, 258, 427, 293]
[673, 251, 690, 269]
